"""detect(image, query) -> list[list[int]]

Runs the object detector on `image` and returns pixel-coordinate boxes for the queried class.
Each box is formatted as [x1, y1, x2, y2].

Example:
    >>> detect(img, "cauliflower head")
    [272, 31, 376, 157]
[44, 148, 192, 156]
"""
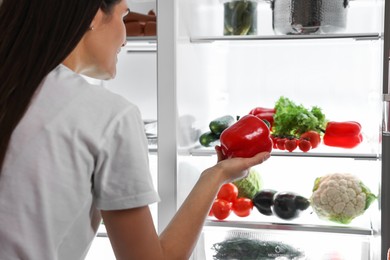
[311, 173, 377, 224]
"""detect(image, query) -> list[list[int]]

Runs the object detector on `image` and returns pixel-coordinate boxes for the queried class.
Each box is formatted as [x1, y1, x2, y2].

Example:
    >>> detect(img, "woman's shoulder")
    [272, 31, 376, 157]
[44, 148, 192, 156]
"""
[33, 65, 140, 128]
[49, 64, 135, 110]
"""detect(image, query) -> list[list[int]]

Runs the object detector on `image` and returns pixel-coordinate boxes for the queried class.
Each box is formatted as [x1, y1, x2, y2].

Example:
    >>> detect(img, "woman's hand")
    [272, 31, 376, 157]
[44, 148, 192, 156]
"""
[206, 145, 271, 184]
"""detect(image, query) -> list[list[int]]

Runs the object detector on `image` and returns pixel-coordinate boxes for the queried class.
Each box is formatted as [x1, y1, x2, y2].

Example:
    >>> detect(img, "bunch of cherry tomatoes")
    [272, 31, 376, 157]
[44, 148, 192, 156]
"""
[209, 183, 253, 220]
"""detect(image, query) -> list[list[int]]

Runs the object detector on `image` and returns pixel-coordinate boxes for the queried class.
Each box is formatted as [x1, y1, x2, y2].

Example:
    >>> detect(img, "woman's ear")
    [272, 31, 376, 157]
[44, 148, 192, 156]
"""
[89, 8, 105, 30]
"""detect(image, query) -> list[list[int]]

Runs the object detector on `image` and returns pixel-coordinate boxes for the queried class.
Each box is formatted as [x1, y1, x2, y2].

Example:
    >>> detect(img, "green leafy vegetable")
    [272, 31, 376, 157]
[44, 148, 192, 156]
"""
[272, 96, 327, 137]
[233, 168, 262, 199]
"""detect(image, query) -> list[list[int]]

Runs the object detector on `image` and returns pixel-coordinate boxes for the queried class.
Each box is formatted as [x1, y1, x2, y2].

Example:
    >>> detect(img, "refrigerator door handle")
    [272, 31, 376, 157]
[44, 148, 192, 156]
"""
[383, 94, 390, 135]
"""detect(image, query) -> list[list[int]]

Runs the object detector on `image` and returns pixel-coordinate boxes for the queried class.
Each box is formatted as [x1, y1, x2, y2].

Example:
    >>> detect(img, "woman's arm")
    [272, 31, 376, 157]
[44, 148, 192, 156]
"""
[102, 149, 270, 260]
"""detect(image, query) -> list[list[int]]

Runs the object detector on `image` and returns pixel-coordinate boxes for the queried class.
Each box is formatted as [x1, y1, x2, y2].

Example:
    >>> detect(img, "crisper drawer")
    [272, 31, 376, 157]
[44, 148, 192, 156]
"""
[191, 226, 371, 260]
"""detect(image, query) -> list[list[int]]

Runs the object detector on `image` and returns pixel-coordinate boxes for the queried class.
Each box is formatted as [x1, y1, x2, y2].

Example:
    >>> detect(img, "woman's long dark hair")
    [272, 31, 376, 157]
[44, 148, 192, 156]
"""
[0, 0, 121, 171]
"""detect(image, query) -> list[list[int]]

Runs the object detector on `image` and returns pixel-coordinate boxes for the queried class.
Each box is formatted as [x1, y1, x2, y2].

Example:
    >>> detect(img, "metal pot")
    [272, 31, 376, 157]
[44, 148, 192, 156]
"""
[271, 0, 349, 35]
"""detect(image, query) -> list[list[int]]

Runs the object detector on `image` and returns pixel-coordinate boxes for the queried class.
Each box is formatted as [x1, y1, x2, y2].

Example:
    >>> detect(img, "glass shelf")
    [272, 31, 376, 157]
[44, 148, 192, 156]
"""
[187, 147, 380, 160]
[205, 219, 373, 236]
[190, 33, 382, 43]
[126, 36, 156, 42]
[125, 37, 157, 52]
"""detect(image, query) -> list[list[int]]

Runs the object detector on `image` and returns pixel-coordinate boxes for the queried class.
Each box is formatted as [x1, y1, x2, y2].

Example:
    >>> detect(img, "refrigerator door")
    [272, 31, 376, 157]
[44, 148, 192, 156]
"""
[381, 0, 390, 258]
[381, 133, 390, 260]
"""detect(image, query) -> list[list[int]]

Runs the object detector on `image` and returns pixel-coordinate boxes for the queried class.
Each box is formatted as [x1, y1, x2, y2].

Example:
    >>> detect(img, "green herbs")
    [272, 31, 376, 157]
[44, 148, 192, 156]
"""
[273, 96, 327, 137]
[212, 237, 304, 260]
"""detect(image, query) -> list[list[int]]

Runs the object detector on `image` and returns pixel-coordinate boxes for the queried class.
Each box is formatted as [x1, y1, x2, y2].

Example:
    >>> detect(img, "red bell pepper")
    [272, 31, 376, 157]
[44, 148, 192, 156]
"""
[249, 107, 276, 128]
[220, 115, 273, 158]
[323, 121, 363, 149]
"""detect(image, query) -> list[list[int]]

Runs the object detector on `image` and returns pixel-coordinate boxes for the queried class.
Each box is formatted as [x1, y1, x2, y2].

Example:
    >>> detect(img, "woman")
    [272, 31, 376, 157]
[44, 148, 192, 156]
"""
[0, 0, 270, 259]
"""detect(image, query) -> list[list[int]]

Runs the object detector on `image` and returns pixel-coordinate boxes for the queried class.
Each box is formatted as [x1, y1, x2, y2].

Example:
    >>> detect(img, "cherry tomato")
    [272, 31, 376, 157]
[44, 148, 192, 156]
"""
[300, 130, 321, 148]
[298, 139, 311, 152]
[284, 138, 298, 152]
[217, 183, 238, 202]
[276, 138, 286, 150]
[212, 199, 232, 220]
[271, 136, 278, 149]
[232, 197, 253, 217]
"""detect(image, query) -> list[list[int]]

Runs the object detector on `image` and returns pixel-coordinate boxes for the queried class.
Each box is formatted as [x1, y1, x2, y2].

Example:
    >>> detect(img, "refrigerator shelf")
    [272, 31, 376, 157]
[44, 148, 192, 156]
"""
[190, 33, 381, 43]
[204, 220, 373, 236]
[188, 147, 379, 160]
[148, 145, 157, 154]
[124, 38, 156, 53]
[126, 36, 156, 42]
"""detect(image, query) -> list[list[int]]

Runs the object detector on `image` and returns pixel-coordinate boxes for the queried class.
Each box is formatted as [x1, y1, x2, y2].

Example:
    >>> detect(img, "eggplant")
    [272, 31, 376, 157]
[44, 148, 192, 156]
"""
[272, 192, 298, 219]
[252, 189, 277, 216]
[295, 195, 311, 211]
[272, 192, 310, 220]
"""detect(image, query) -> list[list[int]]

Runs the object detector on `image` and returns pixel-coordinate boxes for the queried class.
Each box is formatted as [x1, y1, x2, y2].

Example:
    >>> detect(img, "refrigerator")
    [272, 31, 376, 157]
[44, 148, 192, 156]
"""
[156, 0, 390, 259]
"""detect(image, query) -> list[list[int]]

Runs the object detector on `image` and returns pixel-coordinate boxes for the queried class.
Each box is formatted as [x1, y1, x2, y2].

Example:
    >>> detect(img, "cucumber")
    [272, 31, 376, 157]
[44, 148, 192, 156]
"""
[209, 115, 235, 135]
[199, 131, 219, 147]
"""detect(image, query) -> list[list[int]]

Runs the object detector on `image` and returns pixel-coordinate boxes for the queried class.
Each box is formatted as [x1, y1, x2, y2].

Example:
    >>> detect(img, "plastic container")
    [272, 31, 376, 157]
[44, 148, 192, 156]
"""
[222, 0, 259, 35]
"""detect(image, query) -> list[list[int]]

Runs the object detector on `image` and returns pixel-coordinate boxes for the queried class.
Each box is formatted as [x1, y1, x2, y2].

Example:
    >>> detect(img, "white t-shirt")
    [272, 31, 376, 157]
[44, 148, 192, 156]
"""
[0, 64, 160, 259]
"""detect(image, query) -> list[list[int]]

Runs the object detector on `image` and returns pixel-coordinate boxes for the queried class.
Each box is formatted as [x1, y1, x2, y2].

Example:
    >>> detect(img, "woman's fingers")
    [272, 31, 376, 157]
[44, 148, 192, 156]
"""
[250, 151, 271, 166]
[214, 145, 226, 162]
[213, 151, 271, 183]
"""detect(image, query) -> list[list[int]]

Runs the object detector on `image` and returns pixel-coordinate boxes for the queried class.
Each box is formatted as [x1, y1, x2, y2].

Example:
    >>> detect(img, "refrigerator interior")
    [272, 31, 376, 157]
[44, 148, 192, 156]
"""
[177, 155, 380, 227]
[171, 0, 385, 258]
[176, 40, 383, 155]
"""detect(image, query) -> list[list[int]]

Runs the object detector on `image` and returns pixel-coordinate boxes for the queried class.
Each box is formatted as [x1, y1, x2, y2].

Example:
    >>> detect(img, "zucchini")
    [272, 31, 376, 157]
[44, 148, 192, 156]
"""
[209, 115, 235, 135]
[199, 131, 219, 147]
